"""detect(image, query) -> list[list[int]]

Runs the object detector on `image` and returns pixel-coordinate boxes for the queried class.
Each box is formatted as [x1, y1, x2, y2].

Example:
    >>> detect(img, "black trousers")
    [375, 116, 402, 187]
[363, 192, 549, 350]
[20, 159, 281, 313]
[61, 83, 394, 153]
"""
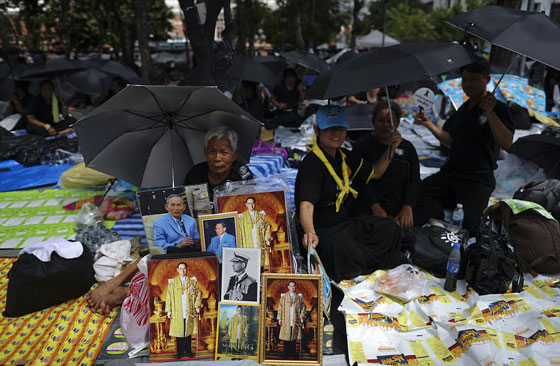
[176, 335, 192, 357]
[415, 169, 494, 236]
[283, 340, 297, 358]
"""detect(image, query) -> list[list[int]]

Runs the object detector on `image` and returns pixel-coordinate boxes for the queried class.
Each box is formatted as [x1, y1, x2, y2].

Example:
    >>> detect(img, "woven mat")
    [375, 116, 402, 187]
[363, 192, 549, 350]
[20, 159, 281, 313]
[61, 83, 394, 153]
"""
[0, 258, 116, 365]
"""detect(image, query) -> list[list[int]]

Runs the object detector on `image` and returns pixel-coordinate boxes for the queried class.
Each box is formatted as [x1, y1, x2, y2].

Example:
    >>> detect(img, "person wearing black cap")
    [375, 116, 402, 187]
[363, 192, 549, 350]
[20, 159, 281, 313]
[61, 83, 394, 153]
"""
[224, 252, 257, 302]
[295, 105, 403, 283]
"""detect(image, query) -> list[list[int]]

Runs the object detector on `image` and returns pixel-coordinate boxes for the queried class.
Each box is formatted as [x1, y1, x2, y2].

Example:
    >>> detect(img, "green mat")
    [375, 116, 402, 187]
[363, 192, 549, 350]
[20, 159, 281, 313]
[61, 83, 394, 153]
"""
[0, 189, 106, 249]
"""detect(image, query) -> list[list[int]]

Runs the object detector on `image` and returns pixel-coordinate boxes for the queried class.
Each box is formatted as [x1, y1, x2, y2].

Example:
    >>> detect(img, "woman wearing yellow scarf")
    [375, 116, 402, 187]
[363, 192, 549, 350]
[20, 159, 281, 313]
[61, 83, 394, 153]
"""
[295, 105, 403, 283]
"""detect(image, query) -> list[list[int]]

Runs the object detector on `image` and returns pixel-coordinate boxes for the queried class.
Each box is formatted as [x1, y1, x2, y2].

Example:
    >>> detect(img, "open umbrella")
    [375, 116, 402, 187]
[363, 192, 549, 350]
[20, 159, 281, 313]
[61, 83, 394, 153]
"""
[282, 50, 331, 73]
[74, 85, 262, 188]
[508, 134, 560, 179]
[60, 68, 112, 96]
[19, 58, 86, 80]
[227, 55, 279, 90]
[306, 42, 477, 100]
[254, 55, 286, 77]
[84, 60, 141, 83]
[444, 6, 560, 71]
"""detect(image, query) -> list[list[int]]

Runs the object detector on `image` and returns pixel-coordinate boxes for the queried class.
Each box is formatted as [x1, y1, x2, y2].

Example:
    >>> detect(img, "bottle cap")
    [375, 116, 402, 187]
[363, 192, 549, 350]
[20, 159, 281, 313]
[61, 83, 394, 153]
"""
[453, 243, 461, 249]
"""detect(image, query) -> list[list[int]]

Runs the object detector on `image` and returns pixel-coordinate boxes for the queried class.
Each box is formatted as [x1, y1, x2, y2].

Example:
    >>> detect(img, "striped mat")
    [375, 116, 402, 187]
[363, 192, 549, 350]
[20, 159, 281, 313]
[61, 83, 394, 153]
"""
[0, 258, 117, 365]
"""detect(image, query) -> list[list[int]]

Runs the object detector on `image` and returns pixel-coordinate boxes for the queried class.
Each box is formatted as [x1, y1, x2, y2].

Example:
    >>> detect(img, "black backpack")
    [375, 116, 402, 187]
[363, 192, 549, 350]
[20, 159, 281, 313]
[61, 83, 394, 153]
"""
[408, 225, 467, 278]
[513, 179, 560, 212]
[465, 217, 524, 295]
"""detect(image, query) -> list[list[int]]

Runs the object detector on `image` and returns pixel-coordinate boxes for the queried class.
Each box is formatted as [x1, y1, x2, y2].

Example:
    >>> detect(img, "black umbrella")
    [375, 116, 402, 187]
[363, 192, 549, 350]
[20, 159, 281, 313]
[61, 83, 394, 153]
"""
[254, 55, 287, 78]
[227, 55, 279, 90]
[306, 42, 477, 100]
[19, 58, 86, 80]
[282, 50, 331, 73]
[74, 85, 262, 188]
[346, 103, 374, 131]
[444, 6, 560, 71]
[508, 134, 560, 179]
[60, 68, 112, 96]
[84, 60, 141, 83]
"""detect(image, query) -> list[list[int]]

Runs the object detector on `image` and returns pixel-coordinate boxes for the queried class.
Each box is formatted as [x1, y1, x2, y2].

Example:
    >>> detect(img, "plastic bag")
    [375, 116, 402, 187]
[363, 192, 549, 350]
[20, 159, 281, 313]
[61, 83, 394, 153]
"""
[75, 202, 103, 231]
[93, 240, 134, 282]
[372, 264, 426, 302]
[121, 255, 150, 357]
[58, 162, 114, 189]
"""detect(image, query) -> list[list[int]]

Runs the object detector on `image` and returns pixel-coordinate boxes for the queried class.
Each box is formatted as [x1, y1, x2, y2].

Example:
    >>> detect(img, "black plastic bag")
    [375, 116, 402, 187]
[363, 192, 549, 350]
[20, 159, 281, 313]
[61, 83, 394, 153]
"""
[3, 243, 95, 317]
[465, 217, 524, 295]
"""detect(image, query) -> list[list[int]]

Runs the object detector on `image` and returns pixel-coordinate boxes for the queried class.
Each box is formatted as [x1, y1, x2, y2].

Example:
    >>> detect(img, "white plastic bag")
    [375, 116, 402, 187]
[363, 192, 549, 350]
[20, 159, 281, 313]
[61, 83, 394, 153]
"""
[372, 264, 426, 303]
[75, 202, 103, 231]
[93, 240, 134, 282]
[121, 255, 150, 357]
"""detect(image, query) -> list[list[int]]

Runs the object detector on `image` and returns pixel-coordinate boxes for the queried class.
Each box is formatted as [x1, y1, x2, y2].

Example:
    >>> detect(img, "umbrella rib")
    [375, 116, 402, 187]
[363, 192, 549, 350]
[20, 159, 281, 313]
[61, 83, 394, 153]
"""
[174, 87, 199, 114]
[140, 86, 167, 116]
[124, 110, 167, 126]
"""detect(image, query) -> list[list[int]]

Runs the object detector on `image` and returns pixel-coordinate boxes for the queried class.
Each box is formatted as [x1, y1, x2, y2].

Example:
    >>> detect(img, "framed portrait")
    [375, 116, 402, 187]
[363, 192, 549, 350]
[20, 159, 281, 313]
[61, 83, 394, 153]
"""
[221, 247, 261, 304]
[215, 302, 261, 360]
[137, 186, 200, 255]
[260, 273, 323, 365]
[197, 212, 240, 260]
[147, 255, 219, 362]
[216, 191, 292, 273]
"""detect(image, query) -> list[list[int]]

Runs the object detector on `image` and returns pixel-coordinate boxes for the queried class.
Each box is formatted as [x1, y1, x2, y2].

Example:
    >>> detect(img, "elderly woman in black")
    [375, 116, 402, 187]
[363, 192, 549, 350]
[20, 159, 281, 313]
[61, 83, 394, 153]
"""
[295, 105, 403, 283]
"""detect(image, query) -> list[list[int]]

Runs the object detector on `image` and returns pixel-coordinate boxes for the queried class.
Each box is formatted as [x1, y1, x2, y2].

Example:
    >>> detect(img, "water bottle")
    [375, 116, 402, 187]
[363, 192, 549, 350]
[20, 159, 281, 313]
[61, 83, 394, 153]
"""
[274, 136, 281, 148]
[452, 204, 464, 227]
[444, 242, 461, 292]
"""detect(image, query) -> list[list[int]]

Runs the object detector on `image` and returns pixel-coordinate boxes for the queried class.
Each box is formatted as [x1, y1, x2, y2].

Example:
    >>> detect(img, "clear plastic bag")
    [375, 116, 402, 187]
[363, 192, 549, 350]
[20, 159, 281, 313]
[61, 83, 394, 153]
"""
[74, 202, 103, 231]
[372, 264, 427, 303]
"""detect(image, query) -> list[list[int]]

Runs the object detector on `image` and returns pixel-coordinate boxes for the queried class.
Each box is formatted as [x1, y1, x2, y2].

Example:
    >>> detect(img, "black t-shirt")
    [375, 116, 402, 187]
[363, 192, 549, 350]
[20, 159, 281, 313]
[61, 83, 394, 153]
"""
[272, 80, 301, 110]
[353, 135, 420, 216]
[183, 160, 253, 201]
[27, 95, 60, 125]
[442, 99, 513, 186]
[295, 146, 375, 228]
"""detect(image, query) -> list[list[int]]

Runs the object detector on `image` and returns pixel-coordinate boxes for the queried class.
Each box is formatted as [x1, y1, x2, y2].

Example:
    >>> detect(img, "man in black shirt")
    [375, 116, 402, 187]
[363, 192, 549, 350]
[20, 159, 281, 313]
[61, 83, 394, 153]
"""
[26, 79, 74, 136]
[266, 68, 305, 129]
[414, 60, 514, 235]
[184, 127, 253, 201]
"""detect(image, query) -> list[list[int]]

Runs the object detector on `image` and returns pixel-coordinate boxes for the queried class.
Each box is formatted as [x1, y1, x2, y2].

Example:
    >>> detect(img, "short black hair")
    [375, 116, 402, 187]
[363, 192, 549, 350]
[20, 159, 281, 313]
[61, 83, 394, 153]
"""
[177, 261, 188, 269]
[283, 67, 297, 79]
[215, 221, 225, 228]
[460, 60, 490, 77]
[288, 280, 297, 286]
[39, 79, 54, 89]
[237, 305, 242, 310]
[372, 99, 402, 124]
[246, 197, 256, 203]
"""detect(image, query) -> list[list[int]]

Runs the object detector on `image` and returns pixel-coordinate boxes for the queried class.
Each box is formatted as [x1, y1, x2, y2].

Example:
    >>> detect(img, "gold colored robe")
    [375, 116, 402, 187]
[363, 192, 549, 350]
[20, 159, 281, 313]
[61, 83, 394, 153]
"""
[238, 210, 272, 265]
[165, 275, 201, 338]
[228, 314, 248, 350]
[277, 292, 305, 341]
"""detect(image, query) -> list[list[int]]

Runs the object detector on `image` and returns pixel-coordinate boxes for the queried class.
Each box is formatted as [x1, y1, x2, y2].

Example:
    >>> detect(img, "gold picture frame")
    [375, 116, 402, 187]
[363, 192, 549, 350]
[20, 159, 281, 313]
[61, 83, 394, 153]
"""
[259, 273, 323, 365]
[215, 302, 261, 360]
[197, 212, 240, 259]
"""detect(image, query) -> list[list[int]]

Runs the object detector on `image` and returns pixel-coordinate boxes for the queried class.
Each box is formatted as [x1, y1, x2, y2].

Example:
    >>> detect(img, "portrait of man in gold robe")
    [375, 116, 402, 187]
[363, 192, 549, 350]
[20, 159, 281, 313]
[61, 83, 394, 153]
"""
[165, 262, 202, 359]
[228, 305, 249, 353]
[238, 197, 272, 267]
[277, 281, 306, 359]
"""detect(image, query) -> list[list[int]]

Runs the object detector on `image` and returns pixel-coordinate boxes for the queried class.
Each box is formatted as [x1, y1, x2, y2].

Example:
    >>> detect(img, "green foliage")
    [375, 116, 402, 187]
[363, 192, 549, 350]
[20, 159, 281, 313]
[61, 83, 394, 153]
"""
[7, 0, 172, 53]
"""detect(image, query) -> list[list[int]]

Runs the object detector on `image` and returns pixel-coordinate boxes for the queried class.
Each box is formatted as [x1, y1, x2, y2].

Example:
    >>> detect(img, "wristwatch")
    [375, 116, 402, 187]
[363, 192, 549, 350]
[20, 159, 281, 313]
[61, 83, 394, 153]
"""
[44, 123, 51, 130]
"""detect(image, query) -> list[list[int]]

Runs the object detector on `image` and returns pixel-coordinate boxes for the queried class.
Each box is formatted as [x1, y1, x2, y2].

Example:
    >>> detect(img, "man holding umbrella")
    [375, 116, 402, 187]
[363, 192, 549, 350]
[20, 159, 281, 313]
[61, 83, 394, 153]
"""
[414, 60, 514, 235]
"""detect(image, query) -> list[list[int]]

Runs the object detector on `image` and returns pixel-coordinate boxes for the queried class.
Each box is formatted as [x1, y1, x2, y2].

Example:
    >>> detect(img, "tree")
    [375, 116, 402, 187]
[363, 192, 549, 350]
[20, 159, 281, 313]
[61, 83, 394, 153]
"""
[350, 0, 365, 49]
[133, 0, 154, 79]
[180, 0, 234, 85]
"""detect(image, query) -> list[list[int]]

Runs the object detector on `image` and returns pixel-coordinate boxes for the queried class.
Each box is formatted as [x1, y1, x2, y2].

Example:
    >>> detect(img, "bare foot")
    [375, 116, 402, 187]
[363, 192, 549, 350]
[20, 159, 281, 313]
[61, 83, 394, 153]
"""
[99, 286, 130, 316]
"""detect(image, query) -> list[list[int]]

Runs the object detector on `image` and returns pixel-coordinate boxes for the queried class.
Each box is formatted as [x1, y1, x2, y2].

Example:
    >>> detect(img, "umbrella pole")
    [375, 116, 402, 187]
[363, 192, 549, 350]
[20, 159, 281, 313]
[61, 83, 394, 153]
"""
[490, 58, 514, 96]
[171, 126, 176, 188]
[385, 85, 395, 158]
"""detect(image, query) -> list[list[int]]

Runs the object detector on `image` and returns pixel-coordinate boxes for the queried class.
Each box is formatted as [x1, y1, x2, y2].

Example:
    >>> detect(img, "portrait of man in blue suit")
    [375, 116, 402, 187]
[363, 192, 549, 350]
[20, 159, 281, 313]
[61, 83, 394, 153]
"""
[153, 194, 200, 253]
[205, 221, 236, 259]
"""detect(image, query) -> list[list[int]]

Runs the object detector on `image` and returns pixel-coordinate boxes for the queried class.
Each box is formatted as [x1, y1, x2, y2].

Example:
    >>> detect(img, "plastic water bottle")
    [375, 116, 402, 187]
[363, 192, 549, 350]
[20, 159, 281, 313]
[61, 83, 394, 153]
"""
[452, 204, 464, 227]
[444, 242, 461, 292]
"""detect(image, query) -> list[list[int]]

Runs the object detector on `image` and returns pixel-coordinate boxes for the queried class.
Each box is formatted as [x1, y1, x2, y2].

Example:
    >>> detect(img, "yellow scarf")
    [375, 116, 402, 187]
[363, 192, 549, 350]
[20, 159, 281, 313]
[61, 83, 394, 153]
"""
[51, 94, 61, 123]
[312, 137, 358, 212]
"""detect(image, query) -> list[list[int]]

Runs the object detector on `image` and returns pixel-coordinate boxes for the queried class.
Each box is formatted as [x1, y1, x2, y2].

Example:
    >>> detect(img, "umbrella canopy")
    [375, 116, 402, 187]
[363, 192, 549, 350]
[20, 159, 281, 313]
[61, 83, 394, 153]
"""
[254, 55, 287, 77]
[19, 58, 86, 79]
[282, 50, 331, 73]
[445, 5, 560, 70]
[356, 30, 400, 48]
[84, 60, 140, 82]
[306, 42, 477, 99]
[74, 85, 262, 188]
[60, 68, 112, 96]
[227, 55, 279, 90]
[346, 103, 374, 131]
[508, 134, 560, 179]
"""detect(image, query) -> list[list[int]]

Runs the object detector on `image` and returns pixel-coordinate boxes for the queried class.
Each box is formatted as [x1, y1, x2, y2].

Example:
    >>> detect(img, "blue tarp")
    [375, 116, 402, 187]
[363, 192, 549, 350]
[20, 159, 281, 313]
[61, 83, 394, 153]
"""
[0, 160, 73, 192]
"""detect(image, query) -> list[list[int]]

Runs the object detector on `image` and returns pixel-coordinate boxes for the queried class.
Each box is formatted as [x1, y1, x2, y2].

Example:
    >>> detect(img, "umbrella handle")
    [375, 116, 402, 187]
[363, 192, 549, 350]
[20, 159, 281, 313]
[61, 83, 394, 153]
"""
[490, 58, 514, 96]
[385, 86, 395, 159]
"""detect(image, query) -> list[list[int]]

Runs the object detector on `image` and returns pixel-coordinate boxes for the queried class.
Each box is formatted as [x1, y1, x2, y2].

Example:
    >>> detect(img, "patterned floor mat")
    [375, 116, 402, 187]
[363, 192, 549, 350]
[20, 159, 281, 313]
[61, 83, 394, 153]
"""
[0, 258, 116, 365]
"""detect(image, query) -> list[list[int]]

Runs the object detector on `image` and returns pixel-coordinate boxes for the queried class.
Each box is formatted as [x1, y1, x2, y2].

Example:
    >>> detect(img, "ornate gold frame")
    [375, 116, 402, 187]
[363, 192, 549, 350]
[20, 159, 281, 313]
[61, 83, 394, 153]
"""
[259, 273, 323, 365]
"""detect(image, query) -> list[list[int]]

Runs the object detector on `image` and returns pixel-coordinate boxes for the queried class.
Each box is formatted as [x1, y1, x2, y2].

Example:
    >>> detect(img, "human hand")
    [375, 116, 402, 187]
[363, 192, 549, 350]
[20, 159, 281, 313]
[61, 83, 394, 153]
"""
[391, 131, 402, 151]
[179, 237, 194, 247]
[394, 205, 414, 229]
[167, 312, 172, 319]
[278, 319, 282, 326]
[46, 125, 57, 136]
[413, 109, 430, 126]
[278, 103, 288, 110]
[480, 94, 497, 114]
[371, 203, 388, 218]
[302, 232, 319, 249]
